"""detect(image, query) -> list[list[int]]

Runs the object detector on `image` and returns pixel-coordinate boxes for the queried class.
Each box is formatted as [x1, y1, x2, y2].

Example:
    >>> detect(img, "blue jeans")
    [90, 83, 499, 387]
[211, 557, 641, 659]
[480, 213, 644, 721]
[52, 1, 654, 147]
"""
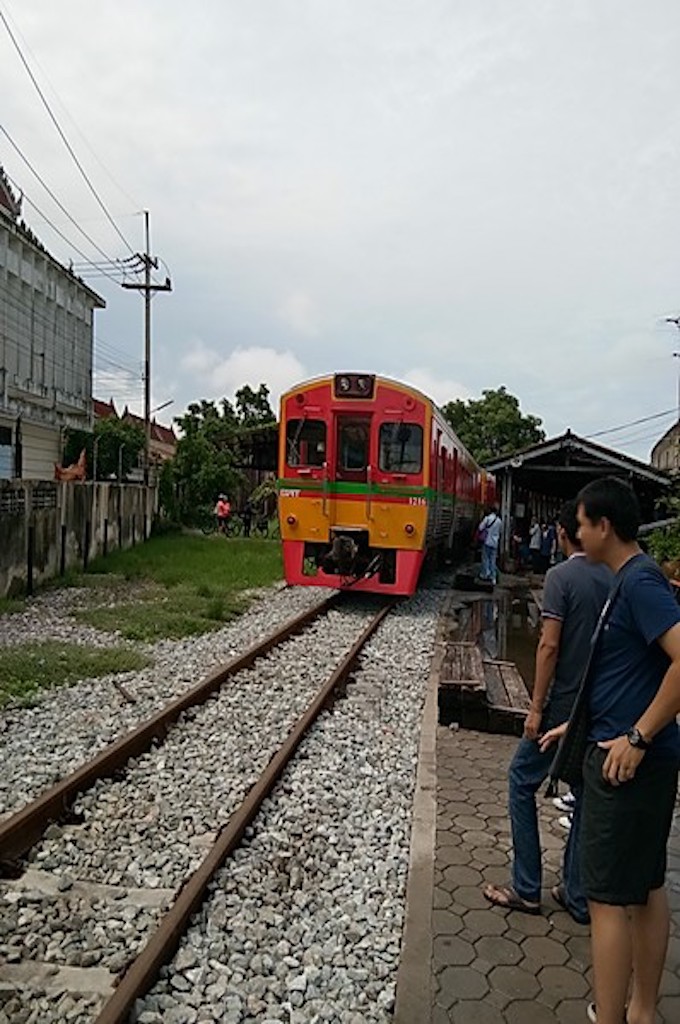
[508, 734, 588, 922]
[480, 543, 498, 583]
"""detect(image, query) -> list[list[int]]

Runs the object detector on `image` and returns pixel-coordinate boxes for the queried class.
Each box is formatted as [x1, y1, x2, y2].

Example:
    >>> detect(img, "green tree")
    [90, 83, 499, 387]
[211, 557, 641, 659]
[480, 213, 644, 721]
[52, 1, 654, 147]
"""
[171, 399, 242, 522]
[441, 387, 545, 464]
[63, 418, 145, 480]
[235, 383, 276, 427]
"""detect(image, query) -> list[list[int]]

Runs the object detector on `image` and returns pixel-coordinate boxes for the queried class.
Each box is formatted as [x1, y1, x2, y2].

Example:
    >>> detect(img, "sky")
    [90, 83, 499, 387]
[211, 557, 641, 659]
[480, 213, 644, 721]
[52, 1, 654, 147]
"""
[1, 0, 680, 460]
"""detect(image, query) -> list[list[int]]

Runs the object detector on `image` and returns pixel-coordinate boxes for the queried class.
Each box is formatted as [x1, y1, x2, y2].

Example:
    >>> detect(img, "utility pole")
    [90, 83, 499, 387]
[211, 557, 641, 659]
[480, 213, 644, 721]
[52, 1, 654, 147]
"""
[666, 318, 680, 472]
[122, 211, 172, 485]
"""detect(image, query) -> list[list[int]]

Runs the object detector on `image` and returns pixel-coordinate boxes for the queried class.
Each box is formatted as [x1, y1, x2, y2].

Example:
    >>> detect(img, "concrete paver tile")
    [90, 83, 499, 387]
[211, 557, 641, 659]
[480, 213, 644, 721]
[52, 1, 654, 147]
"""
[432, 909, 465, 936]
[660, 966, 680, 995]
[436, 844, 474, 865]
[564, 935, 591, 969]
[658, 994, 680, 1022]
[474, 936, 524, 967]
[536, 966, 589, 1001]
[554, 999, 593, 1024]
[462, 908, 509, 936]
[503, 912, 552, 937]
[503, 1000, 559, 1024]
[437, 965, 490, 1005]
[472, 847, 510, 867]
[522, 936, 570, 966]
[442, 865, 484, 888]
[449, 1002, 506, 1024]
[462, 829, 498, 847]
[455, 886, 489, 910]
[433, 935, 476, 967]
[434, 885, 453, 910]
[488, 965, 540, 1001]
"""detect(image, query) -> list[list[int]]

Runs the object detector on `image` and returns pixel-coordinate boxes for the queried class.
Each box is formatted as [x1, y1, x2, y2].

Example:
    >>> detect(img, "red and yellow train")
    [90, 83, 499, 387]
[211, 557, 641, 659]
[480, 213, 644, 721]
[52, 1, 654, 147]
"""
[277, 373, 495, 596]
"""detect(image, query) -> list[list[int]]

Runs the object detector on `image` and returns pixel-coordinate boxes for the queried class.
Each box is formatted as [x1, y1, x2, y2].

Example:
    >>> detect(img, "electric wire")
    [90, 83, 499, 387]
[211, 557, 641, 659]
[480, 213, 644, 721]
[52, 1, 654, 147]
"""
[584, 407, 677, 440]
[0, 5, 136, 256]
[1, 157, 133, 285]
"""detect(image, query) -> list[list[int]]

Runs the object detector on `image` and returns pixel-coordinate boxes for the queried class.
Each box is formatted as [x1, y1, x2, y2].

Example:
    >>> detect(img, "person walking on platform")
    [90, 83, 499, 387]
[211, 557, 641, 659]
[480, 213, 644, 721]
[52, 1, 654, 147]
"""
[482, 499, 612, 921]
[529, 517, 542, 572]
[477, 506, 502, 585]
[541, 478, 680, 1024]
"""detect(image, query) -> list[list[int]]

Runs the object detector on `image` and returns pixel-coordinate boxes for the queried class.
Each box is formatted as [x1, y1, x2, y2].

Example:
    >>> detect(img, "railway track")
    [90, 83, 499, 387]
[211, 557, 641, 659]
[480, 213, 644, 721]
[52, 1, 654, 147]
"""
[0, 595, 399, 1023]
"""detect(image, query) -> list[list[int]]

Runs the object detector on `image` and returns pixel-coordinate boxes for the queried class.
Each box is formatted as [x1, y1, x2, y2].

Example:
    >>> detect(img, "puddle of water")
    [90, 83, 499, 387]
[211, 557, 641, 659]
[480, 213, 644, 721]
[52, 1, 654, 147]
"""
[455, 590, 540, 693]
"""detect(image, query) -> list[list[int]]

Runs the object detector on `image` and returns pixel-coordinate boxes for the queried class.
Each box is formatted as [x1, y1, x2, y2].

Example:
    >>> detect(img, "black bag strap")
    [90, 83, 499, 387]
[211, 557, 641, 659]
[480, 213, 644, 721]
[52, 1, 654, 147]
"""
[546, 553, 653, 794]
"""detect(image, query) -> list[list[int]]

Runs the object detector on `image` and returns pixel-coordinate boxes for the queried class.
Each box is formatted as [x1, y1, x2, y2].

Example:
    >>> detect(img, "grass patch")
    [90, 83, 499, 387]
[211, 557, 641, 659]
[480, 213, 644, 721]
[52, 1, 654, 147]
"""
[0, 641, 151, 708]
[70, 534, 283, 640]
[0, 597, 26, 616]
[76, 589, 249, 641]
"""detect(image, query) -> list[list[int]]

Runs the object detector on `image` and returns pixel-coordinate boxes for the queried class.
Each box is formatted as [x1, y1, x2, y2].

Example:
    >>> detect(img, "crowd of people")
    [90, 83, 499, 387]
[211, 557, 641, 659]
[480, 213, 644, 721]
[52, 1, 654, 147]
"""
[480, 479, 680, 1024]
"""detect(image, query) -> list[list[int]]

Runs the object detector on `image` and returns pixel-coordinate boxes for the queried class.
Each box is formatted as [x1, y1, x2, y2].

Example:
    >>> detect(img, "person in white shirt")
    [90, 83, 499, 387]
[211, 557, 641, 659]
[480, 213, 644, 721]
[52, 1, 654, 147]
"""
[477, 506, 502, 585]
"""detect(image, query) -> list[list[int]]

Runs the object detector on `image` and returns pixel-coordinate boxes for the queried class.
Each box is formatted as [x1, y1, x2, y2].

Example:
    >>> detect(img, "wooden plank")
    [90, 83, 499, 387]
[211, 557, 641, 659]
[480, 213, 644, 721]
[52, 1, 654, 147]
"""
[483, 659, 531, 711]
[440, 642, 485, 690]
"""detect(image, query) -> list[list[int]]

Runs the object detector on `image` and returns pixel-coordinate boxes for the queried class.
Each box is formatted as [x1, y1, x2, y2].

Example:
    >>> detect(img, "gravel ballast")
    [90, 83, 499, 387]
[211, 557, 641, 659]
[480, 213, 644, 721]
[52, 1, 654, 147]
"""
[0, 587, 441, 1023]
[0, 584, 327, 820]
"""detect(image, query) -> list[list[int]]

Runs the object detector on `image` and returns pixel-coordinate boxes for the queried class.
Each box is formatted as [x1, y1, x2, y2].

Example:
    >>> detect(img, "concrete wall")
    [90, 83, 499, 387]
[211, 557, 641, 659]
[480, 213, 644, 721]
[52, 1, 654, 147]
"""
[0, 480, 157, 598]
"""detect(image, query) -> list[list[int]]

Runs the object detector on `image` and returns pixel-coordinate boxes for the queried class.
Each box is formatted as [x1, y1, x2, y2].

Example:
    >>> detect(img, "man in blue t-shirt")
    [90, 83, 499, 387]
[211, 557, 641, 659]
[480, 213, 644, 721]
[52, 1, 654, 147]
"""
[543, 477, 680, 1024]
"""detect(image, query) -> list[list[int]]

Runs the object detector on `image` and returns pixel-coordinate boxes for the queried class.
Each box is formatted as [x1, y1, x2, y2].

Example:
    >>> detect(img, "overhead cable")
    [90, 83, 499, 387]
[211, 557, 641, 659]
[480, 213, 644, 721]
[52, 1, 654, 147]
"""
[1, 153, 129, 284]
[585, 407, 676, 439]
[0, 5, 136, 256]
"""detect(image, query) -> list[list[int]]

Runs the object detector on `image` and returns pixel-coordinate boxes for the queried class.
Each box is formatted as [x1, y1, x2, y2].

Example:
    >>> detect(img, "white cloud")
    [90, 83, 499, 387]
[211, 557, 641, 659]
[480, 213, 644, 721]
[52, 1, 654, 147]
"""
[403, 367, 471, 408]
[175, 342, 307, 415]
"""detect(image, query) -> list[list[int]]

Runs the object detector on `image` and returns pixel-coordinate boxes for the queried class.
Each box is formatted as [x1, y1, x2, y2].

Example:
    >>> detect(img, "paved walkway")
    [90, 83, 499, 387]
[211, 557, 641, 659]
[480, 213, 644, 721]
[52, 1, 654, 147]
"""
[430, 726, 680, 1023]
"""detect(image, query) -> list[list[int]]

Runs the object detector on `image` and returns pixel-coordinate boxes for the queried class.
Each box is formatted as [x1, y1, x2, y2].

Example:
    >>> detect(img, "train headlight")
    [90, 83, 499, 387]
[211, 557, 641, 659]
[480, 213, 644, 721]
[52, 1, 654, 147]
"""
[404, 523, 415, 535]
[286, 514, 298, 526]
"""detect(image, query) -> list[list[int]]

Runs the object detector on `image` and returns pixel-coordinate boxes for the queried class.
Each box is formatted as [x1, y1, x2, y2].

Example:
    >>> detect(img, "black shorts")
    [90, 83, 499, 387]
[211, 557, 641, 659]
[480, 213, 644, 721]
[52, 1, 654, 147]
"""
[581, 743, 679, 905]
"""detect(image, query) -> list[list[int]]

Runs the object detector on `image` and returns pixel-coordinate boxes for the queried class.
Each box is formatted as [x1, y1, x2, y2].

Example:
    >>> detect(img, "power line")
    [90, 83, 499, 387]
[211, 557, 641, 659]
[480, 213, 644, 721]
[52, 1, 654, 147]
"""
[0, 0, 141, 212]
[1, 153, 128, 284]
[585, 407, 677, 439]
[0, 4, 136, 256]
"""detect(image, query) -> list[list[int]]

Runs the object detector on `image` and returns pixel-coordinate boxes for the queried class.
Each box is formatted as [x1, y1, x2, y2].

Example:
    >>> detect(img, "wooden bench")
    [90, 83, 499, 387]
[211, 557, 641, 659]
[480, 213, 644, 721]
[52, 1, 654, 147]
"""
[484, 658, 531, 736]
[438, 643, 530, 737]
[439, 642, 485, 692]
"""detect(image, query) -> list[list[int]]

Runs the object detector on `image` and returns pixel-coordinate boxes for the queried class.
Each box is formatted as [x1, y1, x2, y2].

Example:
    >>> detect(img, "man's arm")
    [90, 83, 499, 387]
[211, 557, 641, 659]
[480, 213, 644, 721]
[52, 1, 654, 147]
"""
[524, 616, 562, 739]
[599, 621, 680, 784]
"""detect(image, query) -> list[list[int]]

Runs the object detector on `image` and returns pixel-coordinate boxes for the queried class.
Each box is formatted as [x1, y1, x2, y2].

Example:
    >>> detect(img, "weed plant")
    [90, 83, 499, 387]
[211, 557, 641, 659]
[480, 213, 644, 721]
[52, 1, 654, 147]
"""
[0, 642, 151, 708]
[73, 533, 283, 640]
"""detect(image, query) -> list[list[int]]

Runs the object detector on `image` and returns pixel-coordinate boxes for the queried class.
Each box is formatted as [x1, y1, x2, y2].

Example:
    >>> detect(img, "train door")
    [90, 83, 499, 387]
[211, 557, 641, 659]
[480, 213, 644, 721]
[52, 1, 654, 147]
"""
[331, 415, 372, 524]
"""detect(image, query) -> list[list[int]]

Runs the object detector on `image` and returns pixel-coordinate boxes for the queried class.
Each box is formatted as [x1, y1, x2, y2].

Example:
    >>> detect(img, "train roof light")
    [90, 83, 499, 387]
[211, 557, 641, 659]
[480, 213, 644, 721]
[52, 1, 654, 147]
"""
[333, 373, 375, 399]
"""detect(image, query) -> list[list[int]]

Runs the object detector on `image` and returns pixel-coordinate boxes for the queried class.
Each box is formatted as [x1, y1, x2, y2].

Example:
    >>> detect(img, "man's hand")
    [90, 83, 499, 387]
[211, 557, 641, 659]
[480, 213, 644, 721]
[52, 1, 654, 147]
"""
[598, 736, 645, 786]
[523, 708, 542, 740]
[538, 721, 567, 753]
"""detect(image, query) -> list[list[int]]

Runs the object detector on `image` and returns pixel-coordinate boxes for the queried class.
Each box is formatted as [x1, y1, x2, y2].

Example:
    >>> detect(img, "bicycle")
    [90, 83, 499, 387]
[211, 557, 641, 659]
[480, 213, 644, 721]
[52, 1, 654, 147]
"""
[200, 512, 243, 537]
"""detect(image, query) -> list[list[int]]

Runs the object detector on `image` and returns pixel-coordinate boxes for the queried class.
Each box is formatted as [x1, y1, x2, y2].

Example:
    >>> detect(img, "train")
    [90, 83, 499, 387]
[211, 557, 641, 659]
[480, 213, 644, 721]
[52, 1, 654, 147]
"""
[277, 373, 495, 596]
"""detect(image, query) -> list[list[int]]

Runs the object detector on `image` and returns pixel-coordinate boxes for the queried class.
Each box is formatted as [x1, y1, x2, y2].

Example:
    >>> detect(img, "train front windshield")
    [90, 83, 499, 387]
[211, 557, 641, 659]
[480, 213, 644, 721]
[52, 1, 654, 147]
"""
[335, 417, 371, 482]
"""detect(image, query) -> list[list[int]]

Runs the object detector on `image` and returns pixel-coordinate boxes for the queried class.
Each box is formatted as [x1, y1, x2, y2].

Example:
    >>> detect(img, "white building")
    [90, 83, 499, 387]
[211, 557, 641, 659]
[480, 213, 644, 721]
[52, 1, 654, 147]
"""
[0, 168, 105, 480]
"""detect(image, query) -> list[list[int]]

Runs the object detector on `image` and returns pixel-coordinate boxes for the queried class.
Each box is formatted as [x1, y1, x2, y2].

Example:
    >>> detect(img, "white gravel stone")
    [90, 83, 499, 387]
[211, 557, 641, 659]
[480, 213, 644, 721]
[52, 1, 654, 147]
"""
[0, 583, 327, 819]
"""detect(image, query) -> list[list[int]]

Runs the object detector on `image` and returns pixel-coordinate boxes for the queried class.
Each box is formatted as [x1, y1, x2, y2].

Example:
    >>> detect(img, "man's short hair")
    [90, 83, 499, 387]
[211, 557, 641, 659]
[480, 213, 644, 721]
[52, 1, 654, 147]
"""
[576, 477, 640, 542]
[557, 499, 580, 547]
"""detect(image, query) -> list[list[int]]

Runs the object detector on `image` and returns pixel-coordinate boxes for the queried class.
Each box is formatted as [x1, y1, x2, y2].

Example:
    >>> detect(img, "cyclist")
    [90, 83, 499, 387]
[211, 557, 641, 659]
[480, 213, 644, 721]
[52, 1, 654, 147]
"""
[214, 494, 231, 534]
[241, 498, 253, 537]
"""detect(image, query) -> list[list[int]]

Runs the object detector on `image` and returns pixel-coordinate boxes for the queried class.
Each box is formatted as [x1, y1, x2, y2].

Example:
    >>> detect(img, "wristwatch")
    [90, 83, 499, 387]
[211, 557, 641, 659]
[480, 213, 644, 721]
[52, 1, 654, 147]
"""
[626, 727, 651, 750]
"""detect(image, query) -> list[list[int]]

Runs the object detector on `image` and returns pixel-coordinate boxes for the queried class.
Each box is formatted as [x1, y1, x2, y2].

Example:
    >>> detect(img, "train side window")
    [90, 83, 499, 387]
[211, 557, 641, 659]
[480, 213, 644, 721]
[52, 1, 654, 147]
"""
[379, 423, 423, 473]
[286, 419, 326, 467]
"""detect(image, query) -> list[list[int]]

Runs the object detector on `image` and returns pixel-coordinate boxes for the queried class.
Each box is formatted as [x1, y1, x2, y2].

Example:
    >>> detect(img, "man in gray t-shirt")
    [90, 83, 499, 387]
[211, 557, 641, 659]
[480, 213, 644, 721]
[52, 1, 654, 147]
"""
[483, 500, 612, 922]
